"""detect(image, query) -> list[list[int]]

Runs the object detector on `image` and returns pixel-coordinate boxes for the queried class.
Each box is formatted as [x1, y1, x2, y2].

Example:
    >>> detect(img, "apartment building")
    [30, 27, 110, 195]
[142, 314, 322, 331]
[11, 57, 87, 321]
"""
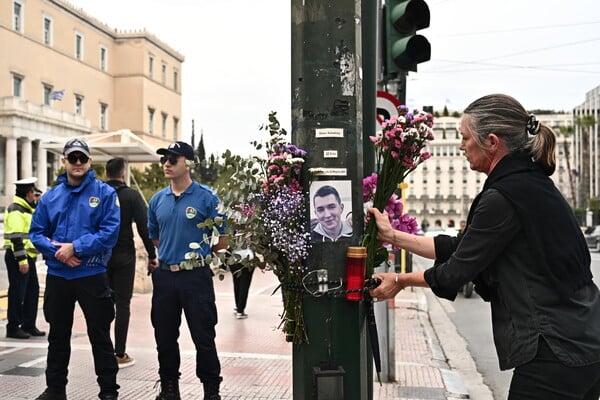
[573, 85, 600, 209]
[0, 0, 184, 204]
[403, 114, 574, 229]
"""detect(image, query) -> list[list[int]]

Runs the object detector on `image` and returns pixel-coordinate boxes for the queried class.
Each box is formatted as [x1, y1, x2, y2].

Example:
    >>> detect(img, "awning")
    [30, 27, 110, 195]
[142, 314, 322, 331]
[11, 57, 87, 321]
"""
[40, 129, 160, 163]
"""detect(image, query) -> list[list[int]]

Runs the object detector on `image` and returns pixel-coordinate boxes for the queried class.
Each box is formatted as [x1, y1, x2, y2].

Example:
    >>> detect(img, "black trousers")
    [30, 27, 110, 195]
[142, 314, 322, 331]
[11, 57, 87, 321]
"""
[43, 273, 119, 397]
[107, 249, 136, 356]
[230, 263, 254, 313]
[151, 268, 221, 384]
[5, 249, 40, 333]
[509, 338, 600, 400]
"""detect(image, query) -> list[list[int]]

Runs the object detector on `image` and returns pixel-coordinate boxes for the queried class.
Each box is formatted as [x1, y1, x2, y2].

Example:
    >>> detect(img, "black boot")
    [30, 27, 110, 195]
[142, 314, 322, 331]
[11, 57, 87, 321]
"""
[35, 389, 67, 400]
[155, 379, 180, 400]
[203, 381, 221, 400]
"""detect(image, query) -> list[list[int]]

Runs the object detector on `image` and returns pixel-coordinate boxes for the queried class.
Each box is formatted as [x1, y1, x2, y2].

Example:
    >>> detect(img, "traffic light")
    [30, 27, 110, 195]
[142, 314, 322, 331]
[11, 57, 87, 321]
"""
[383, 0, 431, 79]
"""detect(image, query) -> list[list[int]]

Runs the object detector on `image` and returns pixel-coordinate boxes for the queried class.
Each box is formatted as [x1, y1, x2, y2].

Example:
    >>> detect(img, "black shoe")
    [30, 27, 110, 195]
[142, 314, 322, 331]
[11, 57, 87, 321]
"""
[203, 381, 221, 400]
[35, 389, 67, 400]
[6, 328, 31, 339]
[155, 379, 180, 400]
[99, 394, 118, 400]
[23, 327, 46, 337]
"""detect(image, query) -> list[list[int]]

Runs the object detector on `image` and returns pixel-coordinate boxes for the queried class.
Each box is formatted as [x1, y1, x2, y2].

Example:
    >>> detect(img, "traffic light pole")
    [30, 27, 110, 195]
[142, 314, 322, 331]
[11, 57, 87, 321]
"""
[291, 1, 376, 398]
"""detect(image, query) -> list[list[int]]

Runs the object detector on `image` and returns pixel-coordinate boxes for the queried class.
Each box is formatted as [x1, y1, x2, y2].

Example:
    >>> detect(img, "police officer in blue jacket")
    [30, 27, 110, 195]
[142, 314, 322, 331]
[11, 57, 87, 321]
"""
[30, 138, 121, 400]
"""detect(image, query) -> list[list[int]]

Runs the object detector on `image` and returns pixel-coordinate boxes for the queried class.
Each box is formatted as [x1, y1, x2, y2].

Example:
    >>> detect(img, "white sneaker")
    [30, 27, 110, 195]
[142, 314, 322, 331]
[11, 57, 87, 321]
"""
[116, 353, 136, 368]
[235, 312, 248, 319]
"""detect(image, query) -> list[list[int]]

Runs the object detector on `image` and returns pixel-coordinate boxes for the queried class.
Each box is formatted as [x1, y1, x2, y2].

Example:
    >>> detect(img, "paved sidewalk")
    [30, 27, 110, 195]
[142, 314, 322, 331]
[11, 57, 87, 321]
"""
[0, 265, 480, 399]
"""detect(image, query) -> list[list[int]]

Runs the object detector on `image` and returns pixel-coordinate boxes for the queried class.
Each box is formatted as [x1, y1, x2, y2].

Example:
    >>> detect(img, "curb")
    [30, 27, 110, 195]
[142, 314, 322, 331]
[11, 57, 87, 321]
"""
[422, 288, 496, 400]
[415, 290, 470, 399]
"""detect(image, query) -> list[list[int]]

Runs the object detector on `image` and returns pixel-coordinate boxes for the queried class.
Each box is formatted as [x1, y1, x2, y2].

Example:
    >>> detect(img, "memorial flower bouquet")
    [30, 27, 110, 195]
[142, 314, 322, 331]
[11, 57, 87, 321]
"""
[362, 106, 434, 277]
[216, 112, 311, 344]
[362, 173, 419, 251]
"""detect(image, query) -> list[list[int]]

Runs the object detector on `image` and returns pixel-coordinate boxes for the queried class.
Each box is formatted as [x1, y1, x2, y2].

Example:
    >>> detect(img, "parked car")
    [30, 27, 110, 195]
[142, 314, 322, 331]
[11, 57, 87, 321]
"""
[584, 225, 600, 252]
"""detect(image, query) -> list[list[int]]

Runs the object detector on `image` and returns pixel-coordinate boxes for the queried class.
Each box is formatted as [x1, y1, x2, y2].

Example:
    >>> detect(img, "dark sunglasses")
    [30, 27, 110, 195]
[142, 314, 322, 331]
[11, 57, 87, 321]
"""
[66, 153, 89, 164]
[159, 155, 180, 165]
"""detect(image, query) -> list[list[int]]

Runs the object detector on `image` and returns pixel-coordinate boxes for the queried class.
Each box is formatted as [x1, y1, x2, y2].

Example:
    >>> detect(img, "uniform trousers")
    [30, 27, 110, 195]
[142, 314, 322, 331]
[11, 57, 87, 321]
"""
[151, 267, 221, 384]
[43, 273, 119, 397]
[5, 249, 40, 333]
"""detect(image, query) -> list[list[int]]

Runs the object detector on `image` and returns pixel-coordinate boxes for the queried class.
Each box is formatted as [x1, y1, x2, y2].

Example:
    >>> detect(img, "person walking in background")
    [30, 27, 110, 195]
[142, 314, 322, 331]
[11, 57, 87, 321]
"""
[30, 138, 121, 400]
[369, 94, 600, 399]
[311, 185, 352, 242]
[4, 177, 45, 339]
[147, 141, 227, 400]
[105, 157, 158, 368]
[229, 248, 255, 319]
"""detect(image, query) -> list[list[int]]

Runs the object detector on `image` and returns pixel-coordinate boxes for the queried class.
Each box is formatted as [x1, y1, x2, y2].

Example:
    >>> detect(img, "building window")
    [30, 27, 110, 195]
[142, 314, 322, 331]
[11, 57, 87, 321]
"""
[149, 55, 154, 78]
[161, 63, 167, 85]
[12, 74, 23, 97]
[173, 117, 179, 140]
[43, 16, 53, 45]
[161, 113, 168, 137]
[173, 70, 178, 91]
[43, 84, 52, 105]
[75, 32, 84, 60]
[100, 46, 107, 71]
[13, 1, 23, 32]
[100, 103, 108, 130]
[148, 108, 155, 134]
[75, 95, 83, 115]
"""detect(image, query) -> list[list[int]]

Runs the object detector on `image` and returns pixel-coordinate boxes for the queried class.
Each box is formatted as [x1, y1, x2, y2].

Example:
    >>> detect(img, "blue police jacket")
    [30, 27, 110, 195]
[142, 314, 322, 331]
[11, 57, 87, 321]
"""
[30, 170, 120, 280]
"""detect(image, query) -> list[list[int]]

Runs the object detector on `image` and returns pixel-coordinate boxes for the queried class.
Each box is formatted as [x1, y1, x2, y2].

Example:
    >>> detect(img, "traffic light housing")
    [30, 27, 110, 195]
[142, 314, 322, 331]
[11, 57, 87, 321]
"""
[383, 0, 431, 78]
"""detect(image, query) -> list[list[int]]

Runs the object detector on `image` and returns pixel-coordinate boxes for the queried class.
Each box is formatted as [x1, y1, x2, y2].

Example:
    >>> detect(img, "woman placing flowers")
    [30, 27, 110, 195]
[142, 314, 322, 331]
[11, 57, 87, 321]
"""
[369, 94, 600, 399]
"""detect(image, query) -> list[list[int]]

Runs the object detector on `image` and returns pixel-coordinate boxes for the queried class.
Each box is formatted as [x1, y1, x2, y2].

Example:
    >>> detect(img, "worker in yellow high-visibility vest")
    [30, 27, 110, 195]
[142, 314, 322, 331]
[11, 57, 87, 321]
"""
[3, 177, 45, 339]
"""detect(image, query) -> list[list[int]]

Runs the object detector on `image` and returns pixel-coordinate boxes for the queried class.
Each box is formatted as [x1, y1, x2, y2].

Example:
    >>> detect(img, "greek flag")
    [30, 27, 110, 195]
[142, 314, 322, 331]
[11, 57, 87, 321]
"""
[50, 89, 64, 101]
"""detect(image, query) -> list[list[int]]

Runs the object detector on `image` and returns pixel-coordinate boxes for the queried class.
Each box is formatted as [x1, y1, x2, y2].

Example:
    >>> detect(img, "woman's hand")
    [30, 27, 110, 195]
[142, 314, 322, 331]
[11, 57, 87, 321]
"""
[369, 272, 404, 300]
[368, 207, 395, 243]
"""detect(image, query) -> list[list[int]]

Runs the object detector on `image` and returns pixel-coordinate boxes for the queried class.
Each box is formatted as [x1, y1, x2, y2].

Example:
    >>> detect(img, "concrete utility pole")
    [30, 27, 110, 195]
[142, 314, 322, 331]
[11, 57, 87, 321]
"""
[291, 1, 378, 398]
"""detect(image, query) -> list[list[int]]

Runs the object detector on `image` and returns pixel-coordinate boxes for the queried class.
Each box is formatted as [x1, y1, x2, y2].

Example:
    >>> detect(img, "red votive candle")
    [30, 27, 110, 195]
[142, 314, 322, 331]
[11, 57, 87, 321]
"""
[345, 246, 367, 301]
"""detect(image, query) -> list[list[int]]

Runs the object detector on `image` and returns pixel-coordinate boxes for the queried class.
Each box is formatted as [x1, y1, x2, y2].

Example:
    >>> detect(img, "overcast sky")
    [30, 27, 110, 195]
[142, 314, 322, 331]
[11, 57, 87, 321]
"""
[69, 0, 600, 156]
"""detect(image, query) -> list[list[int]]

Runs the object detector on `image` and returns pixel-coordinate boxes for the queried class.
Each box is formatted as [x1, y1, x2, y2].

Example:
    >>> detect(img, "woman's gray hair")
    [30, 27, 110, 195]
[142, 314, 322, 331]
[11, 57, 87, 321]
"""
[462, 94, 556, 175]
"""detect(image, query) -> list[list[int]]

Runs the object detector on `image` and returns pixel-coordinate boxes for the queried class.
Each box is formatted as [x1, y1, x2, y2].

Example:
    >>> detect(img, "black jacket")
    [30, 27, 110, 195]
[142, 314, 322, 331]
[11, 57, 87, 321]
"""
[106, 180, 156, 259]
[424, 152, 600, 370]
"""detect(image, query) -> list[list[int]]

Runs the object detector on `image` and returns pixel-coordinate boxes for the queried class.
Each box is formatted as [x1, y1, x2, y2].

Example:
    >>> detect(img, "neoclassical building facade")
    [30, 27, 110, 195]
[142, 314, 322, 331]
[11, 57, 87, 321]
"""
[1, 0, 184, 205]
[403, 114, 575, 229]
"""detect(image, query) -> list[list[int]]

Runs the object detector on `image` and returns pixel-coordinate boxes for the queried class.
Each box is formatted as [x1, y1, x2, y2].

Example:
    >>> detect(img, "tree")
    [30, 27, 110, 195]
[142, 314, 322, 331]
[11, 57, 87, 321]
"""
[442, 105, 449, 117]
[131, 163, 168, 202]
[196, 131, 206, 162]
[193, 154, 220, 185]
[576, 114, 596, 210]
[558, 125, 577, 207]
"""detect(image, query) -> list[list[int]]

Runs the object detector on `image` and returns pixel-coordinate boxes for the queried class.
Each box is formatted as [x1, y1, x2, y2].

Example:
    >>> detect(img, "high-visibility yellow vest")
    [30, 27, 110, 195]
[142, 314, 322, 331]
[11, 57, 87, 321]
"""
[3, 195, 39, 262]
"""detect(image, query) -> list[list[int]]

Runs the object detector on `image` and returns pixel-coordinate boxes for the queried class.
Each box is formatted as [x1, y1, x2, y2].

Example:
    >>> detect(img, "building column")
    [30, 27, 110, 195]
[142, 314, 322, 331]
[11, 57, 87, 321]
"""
[36, 140, 48, 191]
[20, 137, 33, 178]
[5, 137, 17, 206]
